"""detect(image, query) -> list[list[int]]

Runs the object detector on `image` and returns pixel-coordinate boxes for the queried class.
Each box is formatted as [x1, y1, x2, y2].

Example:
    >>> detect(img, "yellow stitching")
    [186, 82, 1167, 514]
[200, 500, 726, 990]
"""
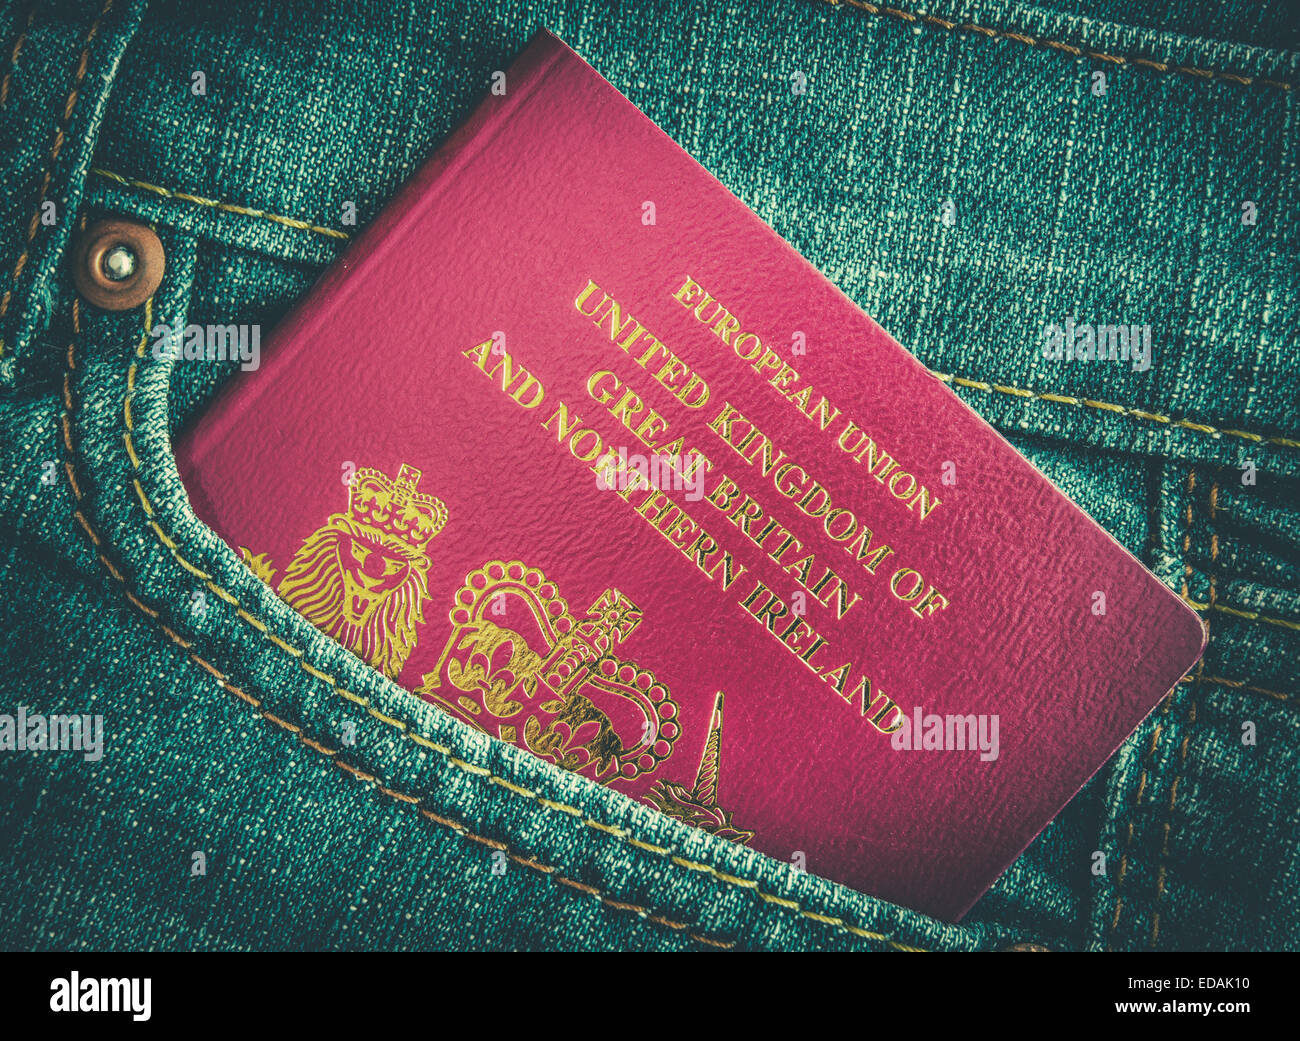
[0, 3, 38, 108]
[99, 554, 124, 584]
[110, 302, 924, 952]
[1179, 673, 1294, 704]
[1181, 597, 1300, 632]
[493, 777, 539, 799]
[208, 584, 238, 606]
[146, 519, 173, 549]
[1108, 465, 1195, 957]
[172, 551, 212, 581]
[300, 660, 334, 683]
[131, 478, 153, 515]
[62, 460, 80, 501]
[268, 633, 303, 656]
[930, 372, 1300, 451]
[829, 0, 1294, 91]
[73, 509, 99, 545]
[157, 623, 190, 648]
[60, 301, 740, 952]
[90, 167, 350, 242]
[539, 797, 585, 819]
[367, 706, 407, 729]
[0, 0, 113, 357]
[236, 607, 268, 632]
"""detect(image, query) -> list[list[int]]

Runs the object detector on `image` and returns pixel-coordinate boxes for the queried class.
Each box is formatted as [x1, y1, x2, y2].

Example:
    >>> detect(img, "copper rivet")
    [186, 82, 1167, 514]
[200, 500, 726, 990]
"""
[71, 217, 164, 311]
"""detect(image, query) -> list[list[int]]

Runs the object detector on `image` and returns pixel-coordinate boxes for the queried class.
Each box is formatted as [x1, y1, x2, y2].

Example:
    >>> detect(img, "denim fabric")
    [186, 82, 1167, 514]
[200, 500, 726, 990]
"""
[0, 0, 1297, 951]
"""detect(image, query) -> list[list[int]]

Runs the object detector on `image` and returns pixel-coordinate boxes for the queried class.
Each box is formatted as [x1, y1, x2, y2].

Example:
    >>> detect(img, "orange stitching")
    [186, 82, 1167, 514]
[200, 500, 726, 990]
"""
[1178, 480, 1300, 632]
[828, 0, 1293, 91]
[1179, 673, 1293, 704]
[90, 167, 349, 241]
[931, 372, 1300, 453]
[0, 3, 37, 108]
[103, 300, 925, 951]
[60, 301, 740, 952]
[0, 0, 113, 358]
[1181, 599, 1300, 632]
[1108, 720, 1162, 946]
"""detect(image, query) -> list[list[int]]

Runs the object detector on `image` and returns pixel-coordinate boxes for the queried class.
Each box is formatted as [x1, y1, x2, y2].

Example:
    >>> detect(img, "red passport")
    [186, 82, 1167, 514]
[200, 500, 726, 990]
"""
[175, 29, 1206, 921]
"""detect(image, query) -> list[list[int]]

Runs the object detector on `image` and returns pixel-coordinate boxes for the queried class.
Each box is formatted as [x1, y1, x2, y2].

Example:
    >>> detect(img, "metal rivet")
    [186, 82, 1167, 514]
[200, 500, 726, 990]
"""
[102, 245, 137, 282]
[71, 217, 164, 310]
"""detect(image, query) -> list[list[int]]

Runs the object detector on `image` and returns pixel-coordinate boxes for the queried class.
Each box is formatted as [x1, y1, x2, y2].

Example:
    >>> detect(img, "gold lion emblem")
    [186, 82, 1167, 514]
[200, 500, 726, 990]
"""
[243, 464, 447, 680]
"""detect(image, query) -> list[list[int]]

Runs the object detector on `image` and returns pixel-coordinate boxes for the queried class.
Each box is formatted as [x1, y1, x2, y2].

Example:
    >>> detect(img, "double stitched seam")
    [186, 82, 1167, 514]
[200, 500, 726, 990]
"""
[63, 296, 743, 952]
[0, 2, 38, 108]
[110, 300, 926, 952]
[1149, 471, 1206, 948]
[1160, 479, 1293, 704]
[0, 0, 113, 357]
[827, 0, 1294, 91]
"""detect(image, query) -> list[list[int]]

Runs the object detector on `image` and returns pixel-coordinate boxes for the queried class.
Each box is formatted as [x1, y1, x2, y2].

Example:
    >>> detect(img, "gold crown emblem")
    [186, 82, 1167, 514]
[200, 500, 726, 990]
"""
[416, 560, 680, 782]
[348, 464, 448, 553]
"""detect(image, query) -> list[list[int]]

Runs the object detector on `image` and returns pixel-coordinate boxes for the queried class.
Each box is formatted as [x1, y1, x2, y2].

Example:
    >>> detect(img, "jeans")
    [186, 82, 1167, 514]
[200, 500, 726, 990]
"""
[0, 0, 1296, 951]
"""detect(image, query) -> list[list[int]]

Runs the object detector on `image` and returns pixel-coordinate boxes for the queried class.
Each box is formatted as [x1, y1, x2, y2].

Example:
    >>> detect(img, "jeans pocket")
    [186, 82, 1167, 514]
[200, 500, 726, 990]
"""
[47, 212, 1016, 950]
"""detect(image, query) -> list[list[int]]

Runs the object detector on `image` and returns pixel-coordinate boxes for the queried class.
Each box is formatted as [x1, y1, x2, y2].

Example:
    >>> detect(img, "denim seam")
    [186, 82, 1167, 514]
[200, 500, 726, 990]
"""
[829, 0, 1295, 91]
[0, 2, 38, 108]
[0, 0, 113, 359]
[1183, 479, 1300, 631]
[933, 373, 1300, 452]
[99, 294, 932, 952]
[90, 168, 351, 242]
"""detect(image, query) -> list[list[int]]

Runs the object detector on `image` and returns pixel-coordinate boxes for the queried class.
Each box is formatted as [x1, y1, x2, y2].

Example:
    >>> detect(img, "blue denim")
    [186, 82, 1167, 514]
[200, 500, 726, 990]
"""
[0, 0, 1297, 950]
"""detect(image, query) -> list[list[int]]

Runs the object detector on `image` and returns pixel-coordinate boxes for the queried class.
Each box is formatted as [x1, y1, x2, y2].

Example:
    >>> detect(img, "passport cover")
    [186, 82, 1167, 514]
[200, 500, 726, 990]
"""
[175, 29, 1206, 921]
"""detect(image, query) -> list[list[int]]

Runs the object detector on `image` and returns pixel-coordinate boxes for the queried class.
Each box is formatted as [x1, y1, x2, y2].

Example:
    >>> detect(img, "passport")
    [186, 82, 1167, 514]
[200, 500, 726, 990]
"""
[175, 29, 1206, 921]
